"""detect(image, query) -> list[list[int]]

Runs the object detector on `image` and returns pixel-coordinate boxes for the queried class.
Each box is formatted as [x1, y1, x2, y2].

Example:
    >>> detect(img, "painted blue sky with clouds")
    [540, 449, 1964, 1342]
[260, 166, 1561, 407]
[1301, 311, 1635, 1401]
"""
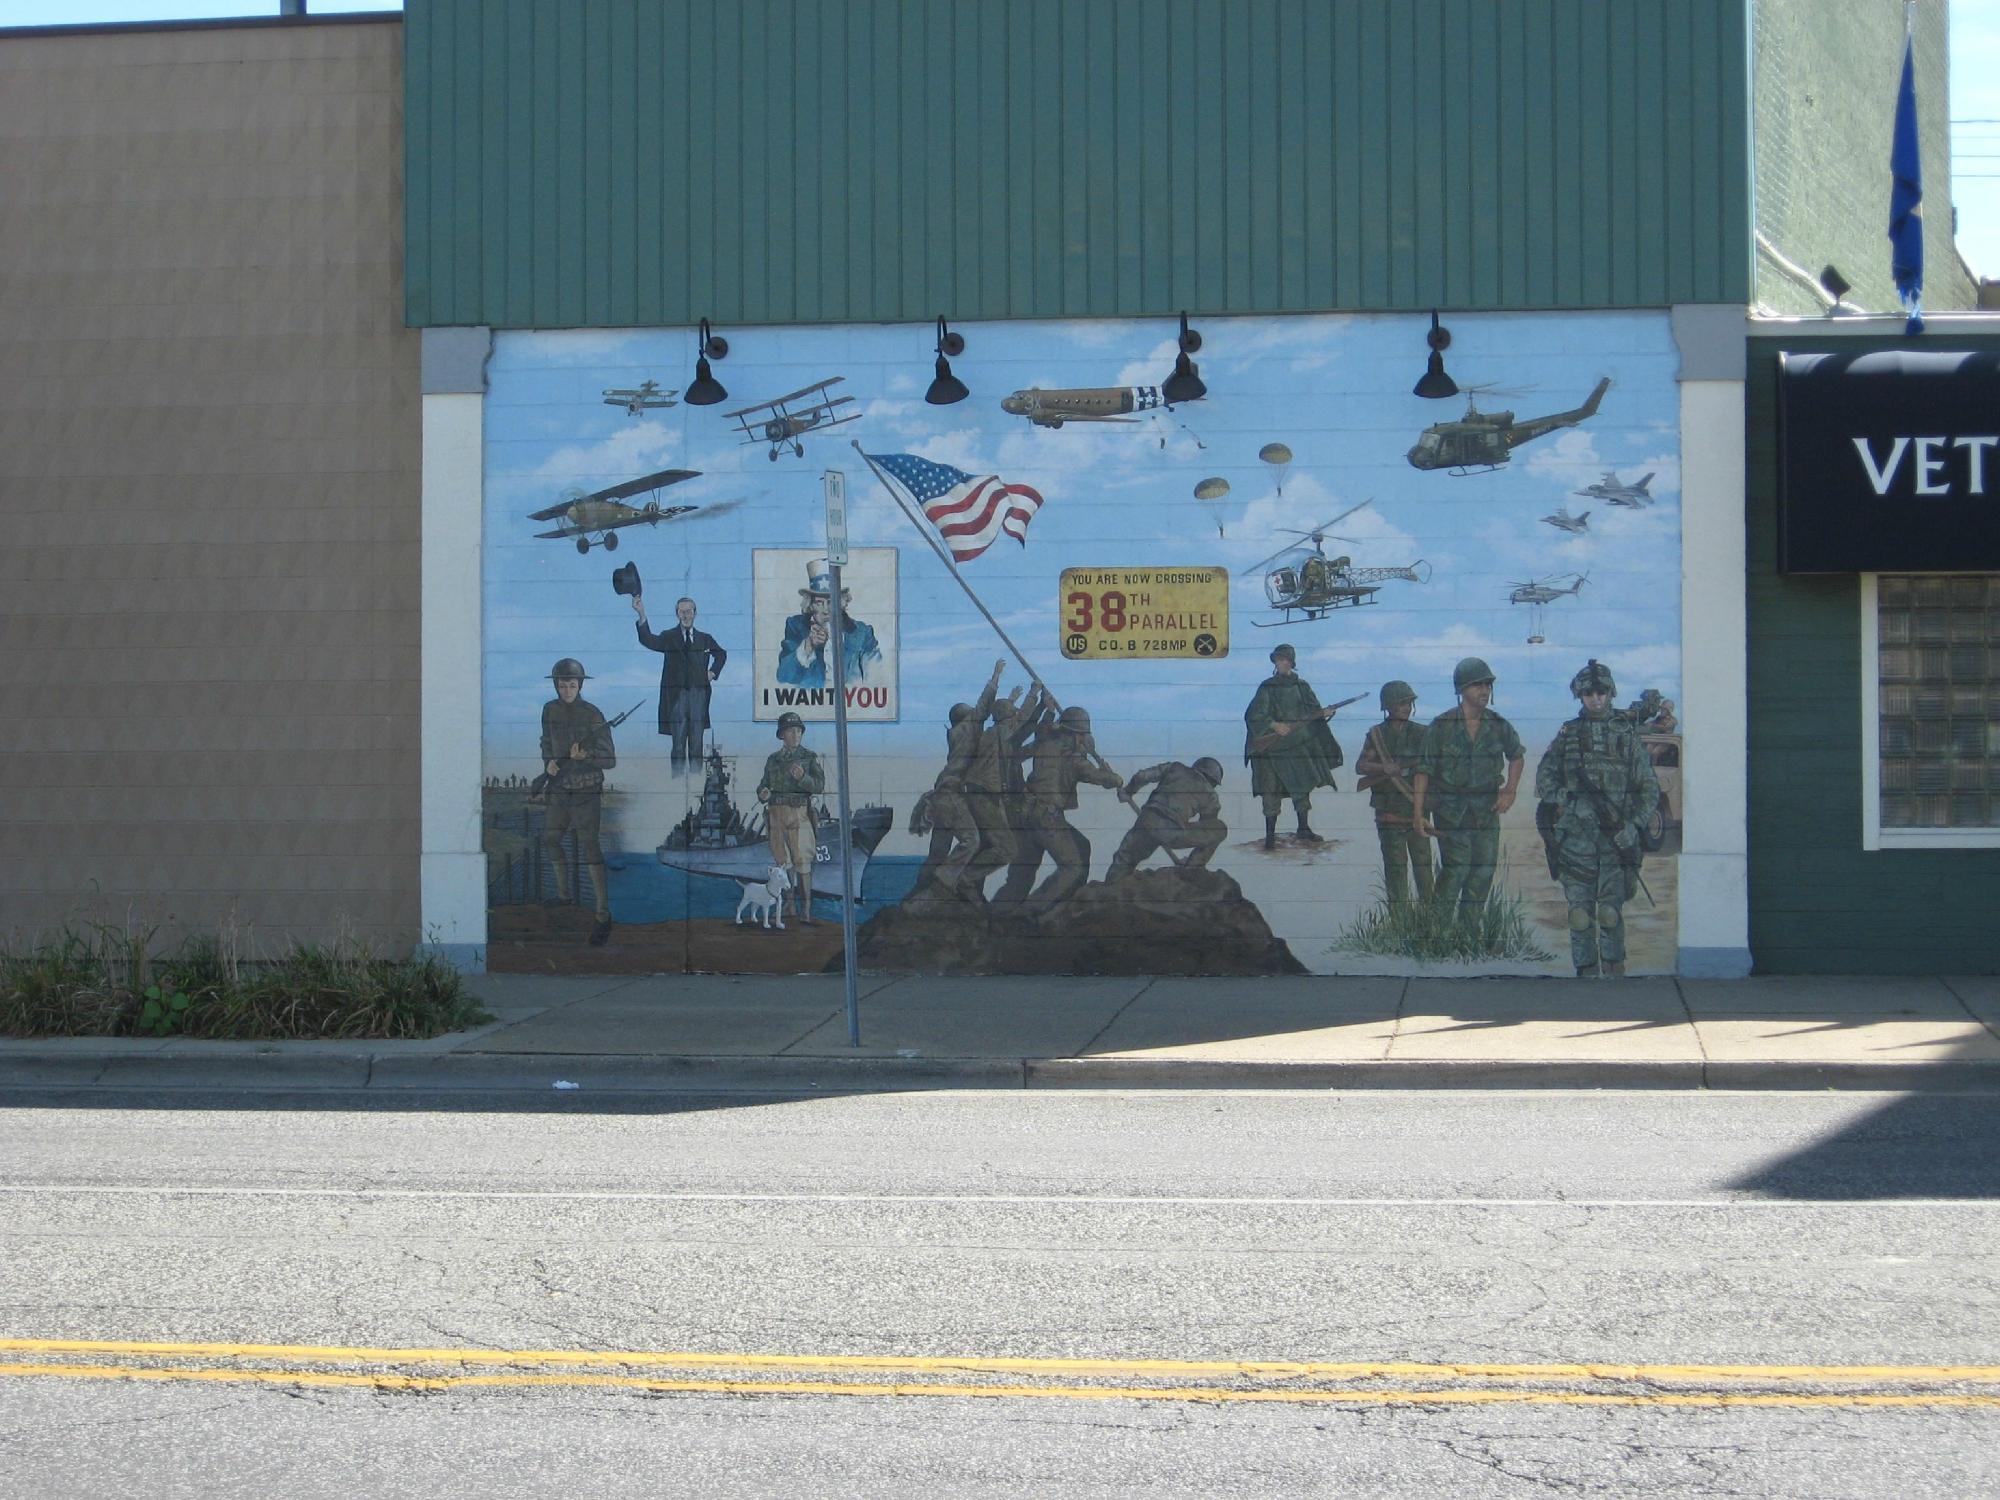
[483, 311, 1680, 771]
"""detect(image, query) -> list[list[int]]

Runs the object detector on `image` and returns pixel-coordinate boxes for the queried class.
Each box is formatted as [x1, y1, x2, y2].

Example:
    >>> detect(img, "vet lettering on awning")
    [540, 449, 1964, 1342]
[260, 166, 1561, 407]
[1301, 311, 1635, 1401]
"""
[1778, 349, 2000, 572]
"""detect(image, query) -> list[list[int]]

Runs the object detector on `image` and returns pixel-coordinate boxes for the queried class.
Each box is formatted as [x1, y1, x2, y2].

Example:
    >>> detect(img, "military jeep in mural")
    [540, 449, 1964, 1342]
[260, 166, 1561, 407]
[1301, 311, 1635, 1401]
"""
[1640, 733, 1683, 852]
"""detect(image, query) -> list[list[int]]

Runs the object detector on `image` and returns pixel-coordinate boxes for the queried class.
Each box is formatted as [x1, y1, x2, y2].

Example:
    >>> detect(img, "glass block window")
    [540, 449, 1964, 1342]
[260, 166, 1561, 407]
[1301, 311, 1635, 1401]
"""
[1876, 574, 2000, 829]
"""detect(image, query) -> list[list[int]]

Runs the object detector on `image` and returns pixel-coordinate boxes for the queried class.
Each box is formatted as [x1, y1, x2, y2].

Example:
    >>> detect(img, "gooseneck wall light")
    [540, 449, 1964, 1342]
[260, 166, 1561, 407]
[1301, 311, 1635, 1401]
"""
[684, 319, 730, 405]
[925, 316, 969, 405]
[1413, 310, 1459, 399]
[1161, 311, 1206, 404]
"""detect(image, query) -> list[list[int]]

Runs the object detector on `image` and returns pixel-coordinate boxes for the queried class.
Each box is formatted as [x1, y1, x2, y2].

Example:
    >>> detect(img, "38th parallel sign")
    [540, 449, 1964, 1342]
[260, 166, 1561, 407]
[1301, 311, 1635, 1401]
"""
[1059, 567, 1229, 659]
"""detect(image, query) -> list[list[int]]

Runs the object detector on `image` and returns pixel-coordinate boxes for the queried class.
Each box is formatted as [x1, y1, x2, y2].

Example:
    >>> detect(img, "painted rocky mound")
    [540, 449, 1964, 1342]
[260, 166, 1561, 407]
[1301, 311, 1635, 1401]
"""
[840, 865, 1304, 976]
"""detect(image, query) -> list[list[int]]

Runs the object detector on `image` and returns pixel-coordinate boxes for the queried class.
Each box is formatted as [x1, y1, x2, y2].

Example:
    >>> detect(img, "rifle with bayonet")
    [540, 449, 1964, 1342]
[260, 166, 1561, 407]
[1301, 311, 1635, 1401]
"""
[1246, 692, 1367, 754]
[530, 698, 647, 799]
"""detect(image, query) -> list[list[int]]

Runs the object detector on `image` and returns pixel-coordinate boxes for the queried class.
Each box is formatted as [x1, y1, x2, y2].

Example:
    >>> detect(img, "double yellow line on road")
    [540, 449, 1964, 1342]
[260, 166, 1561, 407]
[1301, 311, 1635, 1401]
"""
[4, 1339, 1998, 1410]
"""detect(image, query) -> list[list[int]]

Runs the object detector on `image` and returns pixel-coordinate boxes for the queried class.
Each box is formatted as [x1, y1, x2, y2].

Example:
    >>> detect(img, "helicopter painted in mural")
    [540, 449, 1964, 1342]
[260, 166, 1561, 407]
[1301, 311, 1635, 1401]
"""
[1246, 501, 1431, 627]
[1406, 377, 1612, 475]
[1507, 571, 1588, 644]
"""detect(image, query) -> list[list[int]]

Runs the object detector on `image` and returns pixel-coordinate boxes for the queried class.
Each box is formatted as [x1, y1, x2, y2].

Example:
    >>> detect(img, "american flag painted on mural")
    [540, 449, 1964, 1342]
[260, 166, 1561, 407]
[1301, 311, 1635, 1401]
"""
[865, 452, 1045, 563]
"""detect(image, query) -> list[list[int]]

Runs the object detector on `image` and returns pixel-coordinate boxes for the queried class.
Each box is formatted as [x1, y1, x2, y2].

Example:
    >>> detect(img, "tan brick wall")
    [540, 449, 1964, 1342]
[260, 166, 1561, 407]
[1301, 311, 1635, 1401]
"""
[0, 19, 419, 953]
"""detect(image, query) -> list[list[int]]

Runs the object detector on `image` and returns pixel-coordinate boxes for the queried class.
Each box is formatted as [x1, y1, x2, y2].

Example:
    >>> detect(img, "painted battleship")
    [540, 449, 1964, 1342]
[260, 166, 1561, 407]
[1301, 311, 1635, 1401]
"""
[657, 747, 892, 897]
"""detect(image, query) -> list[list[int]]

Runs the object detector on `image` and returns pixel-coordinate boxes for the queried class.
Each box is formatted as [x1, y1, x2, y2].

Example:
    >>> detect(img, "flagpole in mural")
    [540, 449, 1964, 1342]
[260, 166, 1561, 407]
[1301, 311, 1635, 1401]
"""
[1889, 0, 1925, 335]
[823, 469, 862, 1047]
[852, 441, 1055, 700]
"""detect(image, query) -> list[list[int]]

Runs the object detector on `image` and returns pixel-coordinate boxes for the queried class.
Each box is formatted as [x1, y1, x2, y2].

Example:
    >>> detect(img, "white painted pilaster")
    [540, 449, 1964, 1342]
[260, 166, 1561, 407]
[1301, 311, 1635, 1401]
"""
[1676, 375, 1751, 975]
[420, 389, 487, 967]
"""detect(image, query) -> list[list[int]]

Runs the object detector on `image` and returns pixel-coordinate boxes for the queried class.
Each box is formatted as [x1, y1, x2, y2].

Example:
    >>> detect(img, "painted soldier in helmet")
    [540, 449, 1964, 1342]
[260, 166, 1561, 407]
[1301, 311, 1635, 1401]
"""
[757, 709, 826, 921]
[1354, 679, 1437, 909]
[1535, 659, 1660, 976]
[917, 659, 1006, 898]
[1411, 657, 1525, 926]
[1242, 642, 1344, 850]
[1104, 757, 1227, 882]
[995, 698, 1124, 912]
[538, 657, 617, 946]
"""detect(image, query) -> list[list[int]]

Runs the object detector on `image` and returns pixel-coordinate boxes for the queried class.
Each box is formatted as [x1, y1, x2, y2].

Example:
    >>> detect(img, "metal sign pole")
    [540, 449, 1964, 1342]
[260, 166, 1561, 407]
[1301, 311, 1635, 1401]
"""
[823, 471, 861, 1046]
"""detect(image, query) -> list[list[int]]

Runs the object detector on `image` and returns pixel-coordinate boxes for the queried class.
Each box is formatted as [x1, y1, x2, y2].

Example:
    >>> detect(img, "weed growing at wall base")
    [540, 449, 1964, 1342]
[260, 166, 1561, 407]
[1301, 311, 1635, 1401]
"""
[0, 924, 490, 1040]
[1334, 889, 1556, 965]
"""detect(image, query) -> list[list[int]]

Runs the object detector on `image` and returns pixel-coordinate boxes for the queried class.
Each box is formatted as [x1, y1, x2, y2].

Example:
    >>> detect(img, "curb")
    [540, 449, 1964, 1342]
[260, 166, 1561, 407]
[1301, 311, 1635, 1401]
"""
[4, 1047, 2000, 1093]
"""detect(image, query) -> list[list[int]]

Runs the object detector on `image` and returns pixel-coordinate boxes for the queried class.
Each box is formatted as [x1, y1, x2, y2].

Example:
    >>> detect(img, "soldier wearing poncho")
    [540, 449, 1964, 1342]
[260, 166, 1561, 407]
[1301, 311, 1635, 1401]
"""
[1242, 643, 1344, 850]
[1535, 659, 1660, 976]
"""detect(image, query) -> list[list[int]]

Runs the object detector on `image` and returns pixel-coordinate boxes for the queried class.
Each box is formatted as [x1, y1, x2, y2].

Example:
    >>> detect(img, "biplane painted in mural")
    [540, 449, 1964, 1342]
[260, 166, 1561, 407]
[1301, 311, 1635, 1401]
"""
[999, 385, 1181, 429]
[722, 378, 860, 460]
[1508, 571, 1588, 644]
[1575, 470, 1655, 507]
[1406, 377, 1611, 475]
[528, 468, 701, 553]
[601, 378, 678, 415]
[1246, 502, 1431, 627]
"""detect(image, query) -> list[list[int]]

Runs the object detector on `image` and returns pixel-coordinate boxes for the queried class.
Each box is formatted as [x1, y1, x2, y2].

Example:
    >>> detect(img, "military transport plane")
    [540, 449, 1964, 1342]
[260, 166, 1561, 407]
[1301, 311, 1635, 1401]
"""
[529, 468, 701, 553]
[722, 378, 860, 461]
[1575, 470, 1655, 508]
[602, 379, 678, 415]
[1000, 385, 1186, 429]
[1540, 504, 1591, 534]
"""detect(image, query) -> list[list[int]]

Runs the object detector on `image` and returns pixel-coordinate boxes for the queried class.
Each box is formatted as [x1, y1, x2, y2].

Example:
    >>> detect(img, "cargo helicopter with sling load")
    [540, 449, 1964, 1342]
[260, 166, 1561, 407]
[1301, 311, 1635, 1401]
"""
[1407, 377, 1612, 475]
[1508, 571, 1588, 643]
[1246, 501, 1432, 627]
[528, 468, 702, 553]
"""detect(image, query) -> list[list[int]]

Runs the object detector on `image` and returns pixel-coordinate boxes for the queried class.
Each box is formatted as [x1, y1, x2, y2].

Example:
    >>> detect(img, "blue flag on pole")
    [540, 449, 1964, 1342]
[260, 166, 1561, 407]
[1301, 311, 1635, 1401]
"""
[1889, 14, 1925, 334]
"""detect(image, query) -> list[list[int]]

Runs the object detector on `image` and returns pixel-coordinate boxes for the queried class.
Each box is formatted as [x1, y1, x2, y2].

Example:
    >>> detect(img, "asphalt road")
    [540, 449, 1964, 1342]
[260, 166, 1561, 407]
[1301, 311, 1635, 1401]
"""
[2, 1087, 1997, 1497]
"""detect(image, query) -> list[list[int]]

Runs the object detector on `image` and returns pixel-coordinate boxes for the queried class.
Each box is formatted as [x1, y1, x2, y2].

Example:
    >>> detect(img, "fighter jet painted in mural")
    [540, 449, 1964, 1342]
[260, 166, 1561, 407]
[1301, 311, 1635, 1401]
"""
[528, 468, 701, 553]
[1406, 377, 1612, 475]
[602, 379, 678, 415]
[1000, 385, 1187, 429]
[1540, 504, 1591, 534]
[1574, 470, 1655, 508]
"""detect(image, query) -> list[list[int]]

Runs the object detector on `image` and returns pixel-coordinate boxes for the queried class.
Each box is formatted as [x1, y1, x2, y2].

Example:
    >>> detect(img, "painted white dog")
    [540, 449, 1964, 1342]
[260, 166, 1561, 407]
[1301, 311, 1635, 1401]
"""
[735, 865, 792, 930]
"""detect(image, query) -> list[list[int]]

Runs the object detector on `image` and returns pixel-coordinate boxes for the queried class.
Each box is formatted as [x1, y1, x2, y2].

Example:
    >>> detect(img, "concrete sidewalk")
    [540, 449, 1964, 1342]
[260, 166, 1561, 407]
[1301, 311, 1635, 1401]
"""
[4, 973, 2000, 1093]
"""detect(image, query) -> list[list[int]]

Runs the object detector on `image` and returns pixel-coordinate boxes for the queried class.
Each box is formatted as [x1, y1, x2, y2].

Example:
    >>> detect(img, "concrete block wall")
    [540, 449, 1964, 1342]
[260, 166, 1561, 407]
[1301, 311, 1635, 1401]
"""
[1753, 0, 1976, 316]
[0, 18, 421, 953]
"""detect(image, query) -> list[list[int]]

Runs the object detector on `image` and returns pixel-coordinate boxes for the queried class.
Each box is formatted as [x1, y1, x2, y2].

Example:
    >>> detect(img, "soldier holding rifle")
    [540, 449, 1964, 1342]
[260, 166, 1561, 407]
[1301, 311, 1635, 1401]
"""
[1535, 659, 1659, 977]
[1243, 643, 1353, 850]
[1354, 679, 1436, 909]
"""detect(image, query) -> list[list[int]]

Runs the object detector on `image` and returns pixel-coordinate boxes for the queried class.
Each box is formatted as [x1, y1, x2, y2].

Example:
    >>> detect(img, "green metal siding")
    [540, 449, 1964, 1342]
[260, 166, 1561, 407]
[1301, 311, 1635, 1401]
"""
[1746, 337, 2000, 975]
[404, 0, 1751, 329]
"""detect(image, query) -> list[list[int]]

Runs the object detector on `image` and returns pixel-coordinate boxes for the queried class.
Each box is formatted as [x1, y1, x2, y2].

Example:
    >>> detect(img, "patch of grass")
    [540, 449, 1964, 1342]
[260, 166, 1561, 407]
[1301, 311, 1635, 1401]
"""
[1334, 887, 1556, 964]
[0, 923, 489, 1040]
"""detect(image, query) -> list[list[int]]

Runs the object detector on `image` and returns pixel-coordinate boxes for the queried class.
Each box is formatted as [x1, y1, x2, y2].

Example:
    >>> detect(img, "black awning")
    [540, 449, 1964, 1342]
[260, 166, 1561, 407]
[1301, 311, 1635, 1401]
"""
[1779, 349, 2000, 573]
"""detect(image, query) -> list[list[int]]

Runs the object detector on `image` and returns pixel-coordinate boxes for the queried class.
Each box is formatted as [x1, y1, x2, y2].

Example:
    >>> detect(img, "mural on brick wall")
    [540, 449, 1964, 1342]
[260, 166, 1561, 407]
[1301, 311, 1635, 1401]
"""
[481, 312, 1683, 977]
